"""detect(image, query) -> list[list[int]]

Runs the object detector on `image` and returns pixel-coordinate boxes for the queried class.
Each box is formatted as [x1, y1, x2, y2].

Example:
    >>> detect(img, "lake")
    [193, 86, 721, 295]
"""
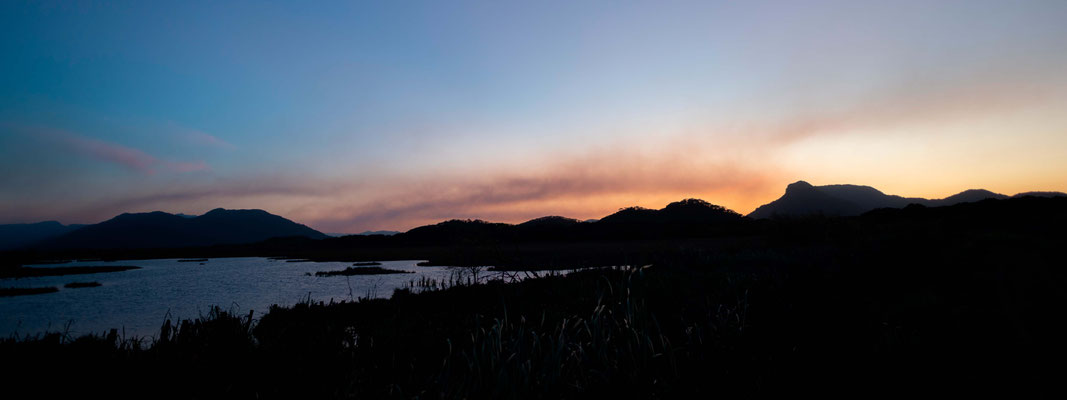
[0, 258, 503, 338]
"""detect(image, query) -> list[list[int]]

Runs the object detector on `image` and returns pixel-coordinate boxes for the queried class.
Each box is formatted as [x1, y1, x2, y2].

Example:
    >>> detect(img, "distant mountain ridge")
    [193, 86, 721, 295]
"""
[747, 181, 1061, 219]
[391, 198, 745, 245]
[0, 221, 87, 251]
[34, 208, 327, 250]
[5, 183, 1064, 251]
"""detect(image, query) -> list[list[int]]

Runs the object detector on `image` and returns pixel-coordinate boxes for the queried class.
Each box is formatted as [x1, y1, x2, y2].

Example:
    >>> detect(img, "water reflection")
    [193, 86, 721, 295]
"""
[0, 258, 522, 338]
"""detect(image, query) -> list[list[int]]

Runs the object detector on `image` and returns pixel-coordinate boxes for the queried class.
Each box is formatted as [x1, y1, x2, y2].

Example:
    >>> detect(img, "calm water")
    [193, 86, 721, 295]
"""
[0, 258, 491, 338]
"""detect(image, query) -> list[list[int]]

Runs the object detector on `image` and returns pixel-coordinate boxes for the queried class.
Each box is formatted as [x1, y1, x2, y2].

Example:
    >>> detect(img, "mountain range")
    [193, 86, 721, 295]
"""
[397, 198, 746, 245]
[5, 208, 327, 250]
[747, 181, 1063, 219]
[1, 182, 1063, 251]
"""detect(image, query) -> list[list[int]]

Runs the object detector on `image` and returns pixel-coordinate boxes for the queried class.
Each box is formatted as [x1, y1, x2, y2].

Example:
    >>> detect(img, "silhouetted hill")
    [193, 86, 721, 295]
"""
[749, 181, 879, 218]
[38, 208, 326, 249]
[516, 216, 582, 228]
[314, 199, 745, 248]
[578, 198, 745, 240]
[398, 219, 513, 245]
[514, 216, 583, 238]
[1012, 191, 1067, 198]
[0, 221, 86, 250]
[600, 199, 743, 224]
[385, 198, 747, 245]
[748, 180, 1010, 219]
[933, 189, 1008, 206]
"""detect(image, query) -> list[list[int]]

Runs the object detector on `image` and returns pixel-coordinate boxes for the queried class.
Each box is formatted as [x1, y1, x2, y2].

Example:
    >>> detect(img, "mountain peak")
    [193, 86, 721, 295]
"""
[601, 198, 742, 224]
[938, 189, 1008, 204]
[664, 198, 715, 209]
[195, 208, 279, 223]
[785, 180, 815, 193]
[750, 181, 1015, 219]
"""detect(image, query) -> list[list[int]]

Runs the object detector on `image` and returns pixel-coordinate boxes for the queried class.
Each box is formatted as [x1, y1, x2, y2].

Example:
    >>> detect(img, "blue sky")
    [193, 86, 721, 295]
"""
[3, 1, 1067, 232]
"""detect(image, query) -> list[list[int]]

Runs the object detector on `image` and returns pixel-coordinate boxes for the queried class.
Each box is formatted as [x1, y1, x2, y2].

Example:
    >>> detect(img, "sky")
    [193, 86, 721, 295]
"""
[2, 0, 1066, 233]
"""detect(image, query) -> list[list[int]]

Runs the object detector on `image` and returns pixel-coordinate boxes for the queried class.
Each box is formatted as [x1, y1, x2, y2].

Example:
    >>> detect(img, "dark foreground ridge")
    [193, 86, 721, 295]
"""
[2, 196, 1065, 398]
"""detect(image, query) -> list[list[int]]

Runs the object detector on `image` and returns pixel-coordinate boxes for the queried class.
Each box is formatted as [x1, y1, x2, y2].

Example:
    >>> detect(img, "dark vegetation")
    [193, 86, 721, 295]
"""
[1, 196, 1065, 397]
[177, 258, 208, 262]
[312, 266, 412, 276]
[352, 261, 382, 266]
[0, 265, 140, 278]
[0, 286, 58, 297]
[63, 281, 102, 288]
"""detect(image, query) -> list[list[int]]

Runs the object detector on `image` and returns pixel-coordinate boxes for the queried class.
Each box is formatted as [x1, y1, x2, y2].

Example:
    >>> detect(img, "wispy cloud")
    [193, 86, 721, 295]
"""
[298, 149, 779, 232]
[60, 132, 160, 174]
[183, 130, 235, 149]
[22, 146, 776, 231]
[14, 125, 211, 175]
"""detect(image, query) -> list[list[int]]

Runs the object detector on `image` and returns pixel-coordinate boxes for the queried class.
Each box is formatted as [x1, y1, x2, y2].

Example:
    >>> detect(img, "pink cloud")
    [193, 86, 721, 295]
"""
[62, 134, 159, 173]
[290, 149, 781, 232]
[13, 125, 213, 175]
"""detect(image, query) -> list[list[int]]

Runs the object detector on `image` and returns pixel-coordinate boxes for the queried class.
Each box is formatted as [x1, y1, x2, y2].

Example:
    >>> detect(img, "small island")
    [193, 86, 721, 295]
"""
[64, 281, 102, 288]
[312, 267, 412, 276]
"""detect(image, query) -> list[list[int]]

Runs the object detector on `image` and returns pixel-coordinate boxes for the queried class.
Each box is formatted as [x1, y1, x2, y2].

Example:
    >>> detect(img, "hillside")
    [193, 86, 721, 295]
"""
[37, 208, 326, 249]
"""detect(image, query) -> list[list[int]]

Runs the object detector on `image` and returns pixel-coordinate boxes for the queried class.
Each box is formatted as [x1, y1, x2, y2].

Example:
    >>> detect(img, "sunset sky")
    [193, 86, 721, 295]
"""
[2, 0, 1066, 232]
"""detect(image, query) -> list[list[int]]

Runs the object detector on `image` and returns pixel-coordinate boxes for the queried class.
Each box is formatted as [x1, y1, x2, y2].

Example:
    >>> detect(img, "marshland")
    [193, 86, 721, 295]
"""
[2, 197, 1064, 398]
